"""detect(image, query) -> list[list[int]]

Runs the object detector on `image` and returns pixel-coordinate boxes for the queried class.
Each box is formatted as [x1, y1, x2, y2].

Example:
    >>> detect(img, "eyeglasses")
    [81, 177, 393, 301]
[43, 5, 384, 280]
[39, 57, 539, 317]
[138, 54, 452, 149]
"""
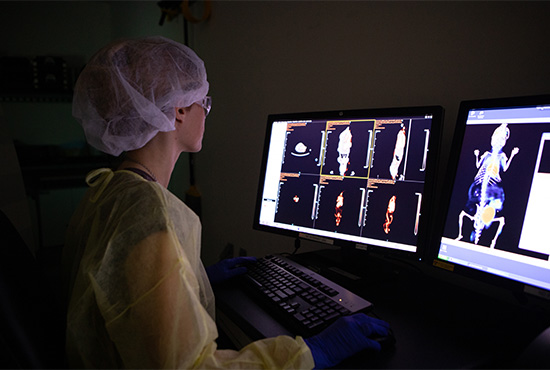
[198, 96, 212, 116]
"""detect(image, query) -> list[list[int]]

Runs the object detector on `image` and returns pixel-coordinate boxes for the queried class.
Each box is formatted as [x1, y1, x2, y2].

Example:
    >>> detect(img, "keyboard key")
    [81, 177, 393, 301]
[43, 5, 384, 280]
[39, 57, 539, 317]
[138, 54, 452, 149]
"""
[274, 290, 288, 300]
[323, 312, 340, 322]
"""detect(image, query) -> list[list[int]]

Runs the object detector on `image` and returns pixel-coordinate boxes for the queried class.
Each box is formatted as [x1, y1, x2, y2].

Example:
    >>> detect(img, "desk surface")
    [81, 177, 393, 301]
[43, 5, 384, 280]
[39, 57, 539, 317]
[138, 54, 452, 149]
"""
[215, 249, 550, 369]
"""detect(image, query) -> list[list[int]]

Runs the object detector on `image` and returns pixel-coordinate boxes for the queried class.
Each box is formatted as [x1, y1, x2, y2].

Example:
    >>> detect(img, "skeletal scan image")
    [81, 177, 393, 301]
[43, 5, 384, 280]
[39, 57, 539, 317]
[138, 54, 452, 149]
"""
[455, 123, 520, 248]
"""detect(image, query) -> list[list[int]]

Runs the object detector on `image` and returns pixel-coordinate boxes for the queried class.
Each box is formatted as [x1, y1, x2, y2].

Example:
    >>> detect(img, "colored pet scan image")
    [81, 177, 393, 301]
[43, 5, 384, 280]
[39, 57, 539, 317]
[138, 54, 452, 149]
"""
[275, 116, 432, 246]
[443, 122, 550, 261]
[455, 123, 519, 248]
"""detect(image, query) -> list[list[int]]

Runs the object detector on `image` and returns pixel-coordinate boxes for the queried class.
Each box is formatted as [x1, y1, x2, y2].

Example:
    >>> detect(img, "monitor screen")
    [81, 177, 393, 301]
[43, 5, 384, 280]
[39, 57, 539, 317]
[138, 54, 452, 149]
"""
[253, 106, 444, 259]
[436, 95, 550, 299]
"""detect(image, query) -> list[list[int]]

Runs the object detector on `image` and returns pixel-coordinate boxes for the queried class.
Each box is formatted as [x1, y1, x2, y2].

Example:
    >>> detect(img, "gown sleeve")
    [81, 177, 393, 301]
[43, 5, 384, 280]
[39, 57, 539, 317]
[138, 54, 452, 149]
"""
[94, 230, 314, 369]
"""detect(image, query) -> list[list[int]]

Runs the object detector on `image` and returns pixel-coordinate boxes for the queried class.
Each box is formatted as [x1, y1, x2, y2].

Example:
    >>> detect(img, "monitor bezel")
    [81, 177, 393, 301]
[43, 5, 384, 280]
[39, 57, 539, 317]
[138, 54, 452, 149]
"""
[252, 105, 444, 261]
[431, 94, 550, 300]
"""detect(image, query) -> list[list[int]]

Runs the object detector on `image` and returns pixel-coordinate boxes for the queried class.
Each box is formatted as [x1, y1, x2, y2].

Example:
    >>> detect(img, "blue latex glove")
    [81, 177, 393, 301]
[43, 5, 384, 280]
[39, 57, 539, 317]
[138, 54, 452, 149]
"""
[206, 256, 257, 285]
[304, 313, 390, 369]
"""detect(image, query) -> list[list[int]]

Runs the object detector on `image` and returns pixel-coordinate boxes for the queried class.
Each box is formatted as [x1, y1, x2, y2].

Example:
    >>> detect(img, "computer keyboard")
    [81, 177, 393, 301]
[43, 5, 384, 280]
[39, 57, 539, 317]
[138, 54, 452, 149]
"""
[242, 254, 373, 337]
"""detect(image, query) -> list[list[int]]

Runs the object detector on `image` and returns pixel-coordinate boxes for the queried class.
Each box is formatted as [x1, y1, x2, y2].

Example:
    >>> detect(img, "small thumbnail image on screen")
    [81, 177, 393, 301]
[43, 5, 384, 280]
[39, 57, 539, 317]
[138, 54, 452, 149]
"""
[281, 121, 325, 176]
[313, 176, 368, 236]
[275, 174, 319, 230]
[360, 181, 423, 247]
[321, 120, 375, 179]
[368, 118, 432, 183]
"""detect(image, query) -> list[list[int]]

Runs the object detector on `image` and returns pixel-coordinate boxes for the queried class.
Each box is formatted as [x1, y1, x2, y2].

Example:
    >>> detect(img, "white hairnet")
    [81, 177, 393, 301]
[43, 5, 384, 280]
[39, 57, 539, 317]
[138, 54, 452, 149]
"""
[72, 36, 209, 156]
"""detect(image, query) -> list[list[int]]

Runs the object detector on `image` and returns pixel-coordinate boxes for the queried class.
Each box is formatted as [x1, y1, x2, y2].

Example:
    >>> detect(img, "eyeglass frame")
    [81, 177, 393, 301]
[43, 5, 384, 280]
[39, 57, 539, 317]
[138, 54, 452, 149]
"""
[198, 96, 212, 116]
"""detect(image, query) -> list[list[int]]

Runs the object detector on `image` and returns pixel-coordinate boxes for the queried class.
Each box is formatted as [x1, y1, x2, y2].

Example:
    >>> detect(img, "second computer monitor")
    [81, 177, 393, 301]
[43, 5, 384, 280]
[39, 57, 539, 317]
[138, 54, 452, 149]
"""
[435, 94, 550, 299]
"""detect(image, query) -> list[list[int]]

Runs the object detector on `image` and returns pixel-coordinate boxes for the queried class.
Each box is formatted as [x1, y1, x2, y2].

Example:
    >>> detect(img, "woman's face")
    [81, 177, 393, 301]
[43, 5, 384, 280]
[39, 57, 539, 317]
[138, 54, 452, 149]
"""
[178, 103, 206, 153]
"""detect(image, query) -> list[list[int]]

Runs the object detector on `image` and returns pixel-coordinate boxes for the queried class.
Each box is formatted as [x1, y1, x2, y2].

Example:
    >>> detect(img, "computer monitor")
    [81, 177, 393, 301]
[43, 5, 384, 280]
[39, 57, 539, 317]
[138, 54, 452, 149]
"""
[435, 94, 550, 300]
[253, 105, 444, 260]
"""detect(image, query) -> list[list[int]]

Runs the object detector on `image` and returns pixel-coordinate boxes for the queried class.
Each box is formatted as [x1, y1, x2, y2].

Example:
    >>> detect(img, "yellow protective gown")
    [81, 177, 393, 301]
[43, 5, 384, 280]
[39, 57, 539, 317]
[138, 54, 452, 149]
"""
[63, 169, 314, 369]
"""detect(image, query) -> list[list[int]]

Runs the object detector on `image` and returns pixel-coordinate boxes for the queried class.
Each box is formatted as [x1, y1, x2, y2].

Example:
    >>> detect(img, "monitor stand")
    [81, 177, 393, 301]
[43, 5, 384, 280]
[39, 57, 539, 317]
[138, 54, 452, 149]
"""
[288, 248, 406, 289]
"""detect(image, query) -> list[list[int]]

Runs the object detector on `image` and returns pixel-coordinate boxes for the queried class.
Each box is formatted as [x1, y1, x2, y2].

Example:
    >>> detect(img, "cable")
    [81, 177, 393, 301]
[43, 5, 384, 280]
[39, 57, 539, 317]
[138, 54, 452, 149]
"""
[292, 238, 301, 255]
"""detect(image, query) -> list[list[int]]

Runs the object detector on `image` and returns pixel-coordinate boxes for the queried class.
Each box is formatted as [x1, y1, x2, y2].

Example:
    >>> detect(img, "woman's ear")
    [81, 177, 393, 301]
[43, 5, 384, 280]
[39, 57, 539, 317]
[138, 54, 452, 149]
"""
[175, 107, 185, 123]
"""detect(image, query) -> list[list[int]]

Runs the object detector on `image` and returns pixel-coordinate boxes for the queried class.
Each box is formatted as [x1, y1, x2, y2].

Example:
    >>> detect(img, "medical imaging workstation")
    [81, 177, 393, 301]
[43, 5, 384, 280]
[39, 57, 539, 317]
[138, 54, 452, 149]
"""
[215, 96, 550, 368]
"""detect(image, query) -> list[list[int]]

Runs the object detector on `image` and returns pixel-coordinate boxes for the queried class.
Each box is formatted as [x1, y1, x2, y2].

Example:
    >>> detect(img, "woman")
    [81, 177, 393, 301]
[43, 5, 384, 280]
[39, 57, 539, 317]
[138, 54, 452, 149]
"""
[63, 36, 389, 369]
